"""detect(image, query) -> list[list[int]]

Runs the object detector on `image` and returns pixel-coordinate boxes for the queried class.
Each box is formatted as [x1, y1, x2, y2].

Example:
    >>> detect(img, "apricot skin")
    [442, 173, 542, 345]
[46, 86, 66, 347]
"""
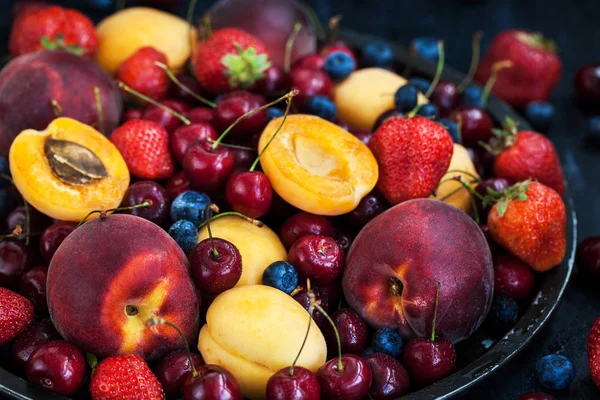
[432, 144, 479, 213]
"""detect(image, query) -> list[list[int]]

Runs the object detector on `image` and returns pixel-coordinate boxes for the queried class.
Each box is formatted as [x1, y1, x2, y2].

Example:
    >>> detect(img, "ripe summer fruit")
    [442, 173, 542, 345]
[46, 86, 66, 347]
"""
[577, 236, 600, 278]
[116, 46, 170, 101]
[40, 221, 77, 264]
[364, 353, 410, 399]
[288, 235, 344, 285]
[120, 180, 171, 225]
[154, 351, 204, 399]
[11, 319, 62, 370]
[493, 253, 536, 301]
[0, 287, 34, 344]
[280, 212, 335, 249]
[587, 316, 600, 390]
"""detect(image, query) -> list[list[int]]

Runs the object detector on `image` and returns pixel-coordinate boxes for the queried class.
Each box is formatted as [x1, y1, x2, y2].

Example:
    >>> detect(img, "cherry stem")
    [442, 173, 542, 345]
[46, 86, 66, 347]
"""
[0, 173, 12, 183]
[201, 12, 212, 39]
[117, 81, 191, 125]
[187, 0, 199, 52]
[439, 178, 479, 201]
[155, 62, 216, 108]
[23, 200, 31, 246]
[456, 114, 463, 145]
[424, 41, 445, 99]
[313, 301, 343, 371]
[51, 99, 62, 118]
[146, 317, 198, 378]
[206, 138, 256, 152]
[205, 204, 220, 259]
[93, 87, 105, 135]
[457, 31, 483, 93]
[197, 211, 263, 230]
[431, 281, 441, 341]
[284, 23, 302, 74]
[77, 201, 150, 227]
[481, 60, 513, 108]
[445, 169, 481, 183]
[250, 96, 293, 171]
[290, 306, 313, 376]
[211, 90, 298, 151]
[325, 15, 342, 49]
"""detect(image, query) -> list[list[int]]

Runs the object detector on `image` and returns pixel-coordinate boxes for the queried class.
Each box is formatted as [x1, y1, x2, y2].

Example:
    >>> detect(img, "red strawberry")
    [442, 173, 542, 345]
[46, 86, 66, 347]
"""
[90, 354, 165, 400]
[0, 287, 34, 344]
[110, 120, 175, 180]
[192, 28, 271, 95]
[587, 316, 600, 390]
[475, 30, 562, 107]
[117, 47, 170, 101]
[9, 5, 98, 58]
[485, 118, 565, 195]
[369, 116, 454, 204]
[487, 181, 566, 272]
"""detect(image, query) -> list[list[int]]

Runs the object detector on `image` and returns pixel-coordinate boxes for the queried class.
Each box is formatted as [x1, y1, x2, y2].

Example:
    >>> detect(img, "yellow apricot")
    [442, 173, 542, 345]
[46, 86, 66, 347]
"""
[198, 216, 286, 286]
[432, 144, 479, 212]
[258, 114, 378, 216]
[334, 67, 428, 131]
[95, 7, 195, 75]
[198, 285, 327, 400]
[9, 117, 129, 221]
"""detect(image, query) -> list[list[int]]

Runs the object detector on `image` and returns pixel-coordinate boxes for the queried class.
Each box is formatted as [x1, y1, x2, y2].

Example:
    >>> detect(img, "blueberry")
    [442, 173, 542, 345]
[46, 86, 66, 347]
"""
[304, 96, 336, 121]
[525, 101, 555, 131]
[362, 41, 394, 68]
[170, 191, 211, 226]
[487, 295, 519, 330]
[262, 261, 299, 294]
[439, 118, 460, 143]
[411, 37, 440, 61]
[587, 116, 600, 148]
[0, 189, 15, 220]
[394, 84, 418, 112]
[168, 220, 198, 254]
[266, 107, 284, 122]
[417, 103, 439, 119]
[535, 354, 575, 390]
[409, 77, 431, 95]
[362, 347, 375, 357]
[462, 85, 484, 107]
[372, 328, 404, 358]
[324, 51, 356, 81]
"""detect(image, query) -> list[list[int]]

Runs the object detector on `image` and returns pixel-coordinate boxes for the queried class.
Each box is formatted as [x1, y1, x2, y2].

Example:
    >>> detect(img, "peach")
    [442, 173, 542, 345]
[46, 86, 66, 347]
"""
[0, 50, 123, 156]
[9, 117, 130, 222]
[198, 285, 327, 400]
[95, 7, 195, 75]
[47, 214, 200, 360]
[334, 68, 427, 131]
[258, 114, 378, 216]
[343, 199, 493, 343]
[432, 144, 479, 213]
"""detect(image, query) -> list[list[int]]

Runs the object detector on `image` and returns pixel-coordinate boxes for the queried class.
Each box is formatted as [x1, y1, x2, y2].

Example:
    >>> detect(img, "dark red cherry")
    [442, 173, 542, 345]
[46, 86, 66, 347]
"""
[333, 230, 354, 255]
[39, 221, 77, 264]
[6, 205, 51, 235]
[225, 171, 272, 219]
[475, 177, 510, 218]
[364, 352, 410, 399]
[122, 108, 143, 122]
[213, 91, 267, 137]
[266, 366, 320, 400]
[171, 123, 218, 163]
[0, 239, 32, 287]
[12, 320, 61, 370]
[288, 235, 344, 285]
[19, 265, 48, 315]
[403, 337, 456, 385]
[166, 171, 192, 199]
[577, 236, 600, 278]
[121, 181, 171, 225]
[155, 351, 204, 399]
[293, 288, 329, 328]
[143, 99, 191, 133]
[323, 309, 368, 356]
[280, 212, 335, 249]
[182, 364, 242, 400]
[372, 109, 404, 132]
[347, 191, 389, 230]
[186, 107, 215, 124]
[516, 392, 556, 400]
[449, 106, 493, 146]
[171, 72, 207, 104]
[25, 341, 86, 396]
[290, 67, 333, 107]
[294, 54, 325, 71]
[182, 141, 235, 191]
[350, 128, 373, 146]
[316, 354, 372, 400]
[494, 253, 536, 301]
[231, 148, 255, 172]
[259, 65, 290, 98]
[430, 80, 459, 118]
[190, 238, 242, 295]
[574, 63, 600, 106]
[314, 280, 342, 313]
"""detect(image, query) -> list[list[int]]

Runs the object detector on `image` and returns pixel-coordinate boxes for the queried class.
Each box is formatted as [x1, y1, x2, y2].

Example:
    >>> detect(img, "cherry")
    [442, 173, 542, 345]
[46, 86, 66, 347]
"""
[293, 288, 329, 328]
[121, 181, 171, 225]
[171, 72, 207, 104]
[166, 171, 192, 199]
[314, 280, 342, 313]
[430, 80, 459, 117]
[171, 123, 218, 163]
[346, 190, 389, 230]
[259, 65, 290, 98]
[364, 352, 411, 399]
[494, 253, 536, 301]
[12, 319, 61, 370]
[226, 171, 273, 219]
[290, 67, 333, 107]
[577, 236, 600, 278]
[372, 109, 404, 132]
[231, 148, 255, 172]
[182, 141, 235, 192]
[122, 108, 143, 122]
[0, 238, 32, 287]
[323, 309, 368, 356]
[475, 177, 510, 218]
[25, 340, 86, 396]
[155, 350, 205, 399]
[350, 128, 373, 146]
[39, 221, 77, 264]
[322, 41, 357, 64]
[266, 367, 320, 400]
[574, 63, 600, 106]
[186, 107, 215, 124]
[288, 235, 344, 285]
[213, 91, 267, 137]
[280, 212, 335, 249]
[6, 205, 51, 235]
[516, 392, 556, 400]
[333, 230, 354, 255]
[182, 365, 243, 400]
[143, 99, 191, 133]
[19, 265, 48, 315]
[449, 106, 493, 146]
[294, 54, 325, 71]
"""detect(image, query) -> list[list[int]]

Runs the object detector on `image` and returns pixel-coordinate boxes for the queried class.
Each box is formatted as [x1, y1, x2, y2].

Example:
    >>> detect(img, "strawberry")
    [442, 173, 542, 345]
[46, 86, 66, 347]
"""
[0, 287, 34, 344]
[110, 120, 175, 180]
[9, 5, 98, 58]
[369, 116, 454, 204]
[484, 118, 565, 195]
[587, 316, 600, 390]
[487, 181, 566, 272]
[117, 47, 170, 102]
[475, 30, 562, 107]
[90, 353, 165, 400]
[192, 28, 271, 95]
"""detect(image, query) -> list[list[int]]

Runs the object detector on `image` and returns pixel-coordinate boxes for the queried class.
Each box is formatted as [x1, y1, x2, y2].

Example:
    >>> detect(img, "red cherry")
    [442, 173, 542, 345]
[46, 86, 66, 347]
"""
[266, 366, 320, 400]
[213, 91, 267, 137]
[231, 148, 255, 172]
[294, 54, 325, 71]
[402, 337, 456, 385]
[182, 364, 242, 400]
[574, 63, 600, 106]
[288, 235, 344, 285]
[449, 106, 493, 146]
[430, 81, 459, 118]
[155, 351, 205, 399]
[333, 230, 354, 255]
[186, 107, 215, 124]
[516, 392, 556, 400]
[293, 288, 329, 328]
[259, 65, 290, 98]
[190, 238, 242, 295]
[171, 123, 218, 163]
[280, 212, 335, 249]
[121, 181, 171, 225]
[290, 67, 333, 107]
[364, 352, 411, 399]
[19, 265, 48, 315]
[143, 99, 191, 133]
[576, 236, 600, 278]
[316, 354, 372, 400]
[0, 239, 32, 287]
[25, 341, 86, 396]
[323, 309, 368, 356]
[313, 280, 342, 313]
[171, 73, 208, 104]
[494, 253, 536, 301]
[182, 141, 235, 192]
[166, 171, 192, 200]
[347, 191, 389, 230]
[12, 320, 61, 370]
[122, 108, 143, 122]
[7, 205, 51, 234]
[225, 171, 273, 219]
[39, 221, 77, 264]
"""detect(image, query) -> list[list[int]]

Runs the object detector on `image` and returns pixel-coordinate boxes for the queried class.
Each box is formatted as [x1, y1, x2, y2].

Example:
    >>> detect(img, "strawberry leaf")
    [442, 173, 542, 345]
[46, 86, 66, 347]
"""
[86, 352, 98, 370]
[221, 43, 271, 89]
[496, 198, 509, 218]
[516, 192, 529, 201]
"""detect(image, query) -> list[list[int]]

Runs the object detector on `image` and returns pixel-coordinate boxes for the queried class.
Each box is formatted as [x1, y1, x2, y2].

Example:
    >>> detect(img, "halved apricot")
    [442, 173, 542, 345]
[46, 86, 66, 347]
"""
[258, 114, 378, 216]
[9, 117, 130, 221]
[432, 144, 479, 213]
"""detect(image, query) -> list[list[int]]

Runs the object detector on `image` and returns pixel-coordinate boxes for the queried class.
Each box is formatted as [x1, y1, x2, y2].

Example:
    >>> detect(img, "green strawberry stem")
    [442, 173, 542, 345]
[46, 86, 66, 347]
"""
[145, 317, 199, 378]
[117, 81, 191, 125]
[457, 31, 483, 93]
[93, 87, 105, 135]
[40, 34, 84, 56]
[197, 211, 263, 229]
[284, 23, 303, 74]
[86, 353, 98, 371]
[481, 60, 513, 108]
[211, 90, 298, 150]
[424, 41, 445, 98]
[221, 43, 271, 89]
[431, 281, 441, 341]
[479, 116, 518, 155]
[516, 32, 557, 53]
[77, 201, 151, 228]
[51, 99, 62, 118]
[205, 204, 221, 259]
[484, 180, 530, 218]
[290, 304, 314, 376]
[155, 62, 216, 108]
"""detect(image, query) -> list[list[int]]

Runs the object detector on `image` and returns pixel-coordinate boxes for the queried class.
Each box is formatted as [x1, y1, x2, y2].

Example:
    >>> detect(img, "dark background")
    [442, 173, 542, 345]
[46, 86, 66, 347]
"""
[1, 0, 599, 399]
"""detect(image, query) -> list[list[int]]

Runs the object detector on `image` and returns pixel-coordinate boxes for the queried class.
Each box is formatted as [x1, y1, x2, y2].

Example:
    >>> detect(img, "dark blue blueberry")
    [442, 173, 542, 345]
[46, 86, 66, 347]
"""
[409, 77, 431, 95]
[587, 116, 600, 148]
[525, 101, 555, 131]
[487, 295, 519, 330]
[362, 41, 394, 68]
[304, 96, 336, 121]
[170, 191, 211, 226]
[411, 37, 440, 61]
[372, 328, 404, 358]
[417, 103, 439, 119]
[324, 51, 356, 81]
[439, 118, 460, 143]
[0, 156, 9, 189]
[262, 261, 299, 294]
[266, 107, 284, 122]
[535, 354, 575, 390]
[394, 84, 418, 112]
[362, 347, 375, 357]
[462, 85, 484, 107]
[0, 189, 15, 220]
[168, 220, 198, 254]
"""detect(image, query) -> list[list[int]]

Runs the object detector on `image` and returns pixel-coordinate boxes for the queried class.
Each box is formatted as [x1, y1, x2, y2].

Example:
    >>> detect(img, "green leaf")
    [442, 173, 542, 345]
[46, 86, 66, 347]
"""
[516, 192, 528, 201]
[486, 187, 502, 196]
[40, 36, 56, 50]
[496, 199, 509, 218]
[86, 352, 98, 370]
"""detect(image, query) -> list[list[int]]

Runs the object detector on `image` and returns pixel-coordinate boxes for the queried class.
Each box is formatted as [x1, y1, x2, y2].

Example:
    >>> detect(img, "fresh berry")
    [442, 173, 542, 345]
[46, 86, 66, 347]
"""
[333, 230, 353, 255]
[170, 191, 212, 226]
[494, 253, 536, 301]
[19, 265, 48, 315]
[0, 239, 32, 287]
[280, 212, 335, 249]
[293, 288, 329, 328]
[288, 235, 344, 285]
[6, 205, 51, 235]
[534, 354, 575, 390]
[182, 364, 242, 400]
[403, 336, 456, 385]
[117, 47, 169, 101]
[461, 85, 483, 107]
[362, 41, 393, 68]
[304, 96, 337, 121]
[154, 351, 204, 399]
[258, 65, 289, 98]
[266, 366, 320, 400]
[362, 347, 375, 357]
[575, 63, 600, 106]
[324, 51, 356, 81]
[231, 148, 255, 171]
[226, 171, 273, 218]
[121, 181, 170, 225]
[364, 353, 411, 399]
[439, 119, 460, 143]
[290, 67, 333, 107]
[449, 106, 493, 146]
[316, 354, 372, 400]
[186, 107, 215, 124]
[190, 237, 242, 295]
[40, 221, 77, 264]
[322, 41, 357, 64]
[516, 393, 556, 400]
[587, 316, 600, 390]
[166, 171, 192, 200]
[372, 328, 404, 358]
[171, 73, 207, 105]
[394, 84, 418, 112]
[262, 261, 299, 294]
[182, 141, 235, 192]
[323, 309, 368, 355]
[411, 37, 440, 61]
[142, 99, 190, 134]
[168, 220, 199, 254]
[486, 295, 519, 330]
[266, 107, 285, 122]
[213, 91, 267, 137]
[417, 103, 439, 119]
[295, 54, 326, 71]
[431, 81, 459, 117]
[525, 101, 555, 131]
[90, 353, 166, 400]
[577, 236, 600, 278]
[475, 177, 511, 218]
[171, 123, 218, 163]
[0, 287, 34, 344]
[409, 77, 431, 95]
[12, 319, 61, 370]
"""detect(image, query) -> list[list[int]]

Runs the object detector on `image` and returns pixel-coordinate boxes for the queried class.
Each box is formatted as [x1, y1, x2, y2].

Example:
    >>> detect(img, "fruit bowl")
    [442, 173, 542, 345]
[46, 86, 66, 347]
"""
[0, 29, 576, 400]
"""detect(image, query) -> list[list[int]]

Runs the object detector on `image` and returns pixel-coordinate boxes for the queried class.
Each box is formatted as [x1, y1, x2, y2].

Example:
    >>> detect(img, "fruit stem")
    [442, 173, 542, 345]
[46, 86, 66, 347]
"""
[481, 60, 513, 108]
[93, 87, 105, 135]
[0, 173, 12, 183]
[23, 200, 31, 246]
[145, 317, 199, 378]
[155, 62, 216, 108]
[457, 31, 483, 93]
[445, 170, 481, 183]
[250, 96, 293, 171]
[77, 201, 151, 227]
[197, 211, 263, 229]
[424, 41, 445, 99]
[187, 0, 199, 51]
[431, 281, 441, 342]
[117, 81, 191, 125]
[289, 306, 313, 376]
[201, 12, 213, 40]
[51, 99, 62, 118]
[284, 23, 303, 74]
[324, 15, 342, 50]
[438, 178, 479, 201]
[456, 114, 463, 145]
[313, 301, 344, 371]
[205, 204, 220, 259]
[298, 2, 326, 41]
[206, 139, 256, 152]
[211, 90, 298, 150]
